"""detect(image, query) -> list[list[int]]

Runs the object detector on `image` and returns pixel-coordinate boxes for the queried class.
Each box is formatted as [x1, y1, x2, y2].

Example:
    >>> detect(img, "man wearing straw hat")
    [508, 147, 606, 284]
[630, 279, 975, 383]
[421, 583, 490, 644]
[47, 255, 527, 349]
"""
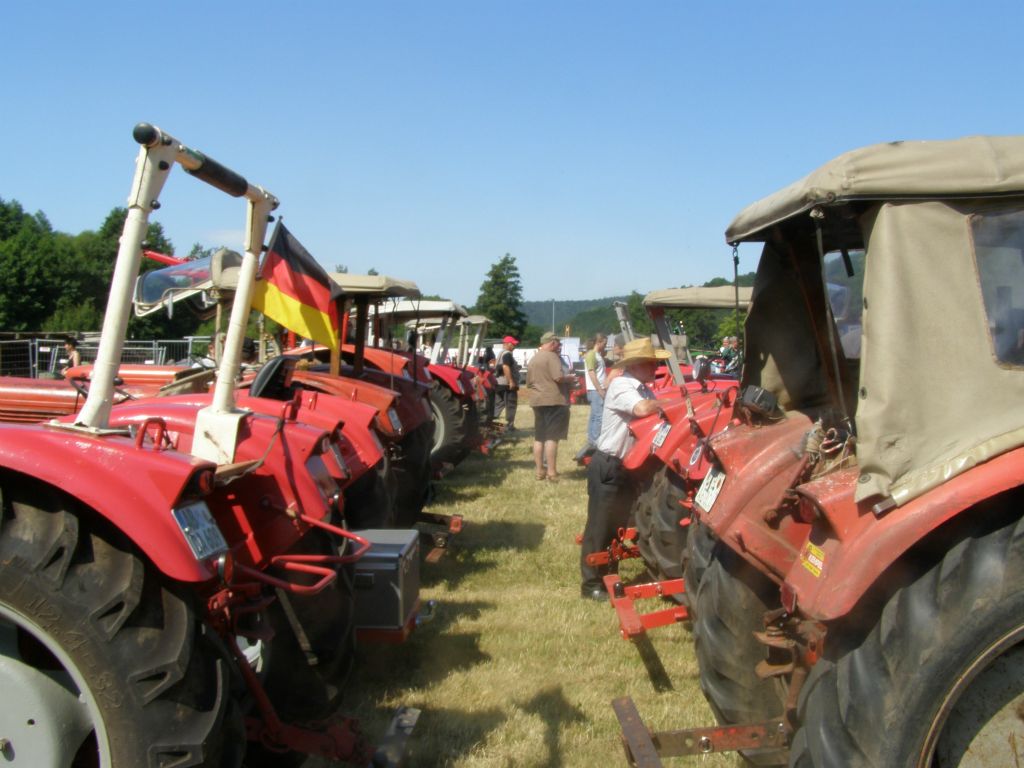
[580, 337, 669, 600]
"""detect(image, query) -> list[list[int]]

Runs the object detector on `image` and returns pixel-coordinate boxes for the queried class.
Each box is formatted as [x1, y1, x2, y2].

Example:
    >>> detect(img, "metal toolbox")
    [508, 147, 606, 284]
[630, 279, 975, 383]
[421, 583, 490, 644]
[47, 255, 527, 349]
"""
[353, 529, 420, 635]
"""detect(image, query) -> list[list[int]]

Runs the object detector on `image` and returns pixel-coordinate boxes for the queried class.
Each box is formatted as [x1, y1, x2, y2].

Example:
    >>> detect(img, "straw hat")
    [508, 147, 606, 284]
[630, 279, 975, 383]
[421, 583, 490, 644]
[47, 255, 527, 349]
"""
[613, 338, 670, 368]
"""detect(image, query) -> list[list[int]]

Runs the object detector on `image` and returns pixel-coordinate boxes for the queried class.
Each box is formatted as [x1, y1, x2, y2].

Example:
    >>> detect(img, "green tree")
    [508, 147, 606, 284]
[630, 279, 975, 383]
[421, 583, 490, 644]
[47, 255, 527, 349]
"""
[625, 291, 653, 337]
[0, 201, 58, 330]
[473, 253, 527, 339]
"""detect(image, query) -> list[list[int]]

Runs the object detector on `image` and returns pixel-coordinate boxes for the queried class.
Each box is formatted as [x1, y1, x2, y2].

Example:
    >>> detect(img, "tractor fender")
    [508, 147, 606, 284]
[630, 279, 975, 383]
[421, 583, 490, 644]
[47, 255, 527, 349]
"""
[428, 364, 468, 399]
[0, 421, 217, 583]
[292, 370, 403, 440]
[622, 392, 736, 477]
[623, 404, 680, 471]
[784, 446, 1024, 622]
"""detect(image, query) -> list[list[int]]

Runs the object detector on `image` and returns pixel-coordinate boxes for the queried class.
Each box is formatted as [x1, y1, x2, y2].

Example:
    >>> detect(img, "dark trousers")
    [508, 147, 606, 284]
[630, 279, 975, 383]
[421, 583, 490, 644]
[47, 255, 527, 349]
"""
[580, 451, 635, 592]
[494, 387, 518, 427]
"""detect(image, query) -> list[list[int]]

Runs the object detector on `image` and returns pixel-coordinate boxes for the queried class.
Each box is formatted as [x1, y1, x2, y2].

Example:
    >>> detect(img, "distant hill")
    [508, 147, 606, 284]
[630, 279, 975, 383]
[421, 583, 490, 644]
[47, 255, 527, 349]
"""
[522, 297, 628, 332]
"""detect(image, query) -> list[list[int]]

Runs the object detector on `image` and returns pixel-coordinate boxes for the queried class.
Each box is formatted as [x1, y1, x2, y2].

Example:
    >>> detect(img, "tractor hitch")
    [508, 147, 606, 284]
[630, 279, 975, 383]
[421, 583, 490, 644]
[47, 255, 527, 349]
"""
[581, 526, 641, 568]
[602, 575, 688, 639]
[612, 697, 789, 766]
[416, 512, 463, 563]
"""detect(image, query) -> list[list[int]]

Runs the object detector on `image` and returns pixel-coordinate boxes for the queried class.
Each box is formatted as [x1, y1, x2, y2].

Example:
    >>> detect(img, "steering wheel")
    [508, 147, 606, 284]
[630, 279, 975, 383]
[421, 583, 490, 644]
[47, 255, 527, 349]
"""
[68, 375, 136, 402]
[249, 355, 296, 400]
[68, 375, 90, 399]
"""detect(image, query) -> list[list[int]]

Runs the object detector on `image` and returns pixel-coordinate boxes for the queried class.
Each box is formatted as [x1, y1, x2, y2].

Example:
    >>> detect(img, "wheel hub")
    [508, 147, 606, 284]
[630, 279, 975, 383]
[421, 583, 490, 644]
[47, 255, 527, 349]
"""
[0, 618, 96, 764]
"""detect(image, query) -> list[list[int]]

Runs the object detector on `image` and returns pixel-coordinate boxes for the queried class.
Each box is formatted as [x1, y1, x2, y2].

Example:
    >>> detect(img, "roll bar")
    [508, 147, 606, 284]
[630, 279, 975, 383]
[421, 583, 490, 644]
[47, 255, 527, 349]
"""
[75, 124, 278, 440]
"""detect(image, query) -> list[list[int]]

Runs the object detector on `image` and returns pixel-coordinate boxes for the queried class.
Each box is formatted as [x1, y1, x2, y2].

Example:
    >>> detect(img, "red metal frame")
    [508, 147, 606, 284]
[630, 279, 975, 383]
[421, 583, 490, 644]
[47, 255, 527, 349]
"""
[602, 575, 689, 639]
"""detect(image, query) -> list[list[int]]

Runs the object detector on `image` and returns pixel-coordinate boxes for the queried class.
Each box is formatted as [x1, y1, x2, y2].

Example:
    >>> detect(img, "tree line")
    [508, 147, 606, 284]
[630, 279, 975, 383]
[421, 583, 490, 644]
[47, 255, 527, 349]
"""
[472, 251, 755, 351]
[0, 197, 753, 352]
[0, 197, 207, 339]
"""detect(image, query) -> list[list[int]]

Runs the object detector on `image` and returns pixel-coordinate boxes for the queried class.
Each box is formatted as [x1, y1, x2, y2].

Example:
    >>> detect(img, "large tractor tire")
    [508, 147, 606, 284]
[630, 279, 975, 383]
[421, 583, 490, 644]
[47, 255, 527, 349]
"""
[238, 526, 358, 768]
[0, 475, 242, 767]
[633, 466, 689, 585]
[392, 420, 434, 526]
[344, 455, 397, 530]
[694, 542, 787, 765]
[682, 516, 717, 617]
[429, 384, 466, 466]
[790, 513, 1024, 768]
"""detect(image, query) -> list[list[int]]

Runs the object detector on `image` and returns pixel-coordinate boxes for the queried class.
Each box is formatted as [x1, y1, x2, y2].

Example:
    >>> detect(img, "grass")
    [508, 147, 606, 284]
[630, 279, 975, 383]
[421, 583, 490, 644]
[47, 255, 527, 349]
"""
[311, 402, 740, 767]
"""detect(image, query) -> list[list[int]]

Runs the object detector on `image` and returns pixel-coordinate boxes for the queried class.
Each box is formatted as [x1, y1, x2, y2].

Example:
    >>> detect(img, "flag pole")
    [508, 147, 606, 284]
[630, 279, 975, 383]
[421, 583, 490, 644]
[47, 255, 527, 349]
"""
[330, 306, 341, 377]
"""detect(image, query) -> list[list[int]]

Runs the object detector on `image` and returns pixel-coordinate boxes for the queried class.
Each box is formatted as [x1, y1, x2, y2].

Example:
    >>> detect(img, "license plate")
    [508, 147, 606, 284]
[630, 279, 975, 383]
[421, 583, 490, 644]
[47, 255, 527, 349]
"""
[172, 501, 228, 561]
[694, 466, 726, 514]
[651, 421, 672, 449]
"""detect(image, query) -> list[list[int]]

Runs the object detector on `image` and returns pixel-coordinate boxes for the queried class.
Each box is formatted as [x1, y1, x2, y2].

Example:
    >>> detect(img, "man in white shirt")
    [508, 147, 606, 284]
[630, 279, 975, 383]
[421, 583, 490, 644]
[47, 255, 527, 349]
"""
[580, 337, 669, 600]
[583, 333, 608, 447]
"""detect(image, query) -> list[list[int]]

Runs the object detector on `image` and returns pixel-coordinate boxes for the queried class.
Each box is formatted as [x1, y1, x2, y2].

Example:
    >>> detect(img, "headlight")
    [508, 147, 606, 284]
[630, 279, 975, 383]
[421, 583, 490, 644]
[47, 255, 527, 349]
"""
[454, 379, 465, 395]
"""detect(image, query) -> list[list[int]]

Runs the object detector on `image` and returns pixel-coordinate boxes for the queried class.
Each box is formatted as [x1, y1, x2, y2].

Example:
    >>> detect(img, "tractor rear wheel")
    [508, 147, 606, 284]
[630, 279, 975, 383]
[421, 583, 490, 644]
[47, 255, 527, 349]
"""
[344, 455, 397, 529]
[429, 384, 466, 465]
[693, 542, 787, 765]
[790, 514, 1024, 768]
[633, 466, 689, 585]
[392, 420, 434, 525]
[0, 475, 242, 767]
[682, 516, 717, 616]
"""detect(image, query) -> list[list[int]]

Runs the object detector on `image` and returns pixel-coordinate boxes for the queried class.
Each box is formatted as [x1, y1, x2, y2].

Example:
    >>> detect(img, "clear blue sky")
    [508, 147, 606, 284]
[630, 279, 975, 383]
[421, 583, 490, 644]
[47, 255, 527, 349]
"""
[4, 1, 1023, 304]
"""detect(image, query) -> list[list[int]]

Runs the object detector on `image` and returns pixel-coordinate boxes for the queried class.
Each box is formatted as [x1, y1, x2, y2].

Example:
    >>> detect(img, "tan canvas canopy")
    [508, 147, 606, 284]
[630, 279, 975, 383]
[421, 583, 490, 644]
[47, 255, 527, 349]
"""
[730, 135, 1024, 507]
[644, 286, 753, 310]
[382, 299, 468, 320]
[329, 273, 420, 299]
[727, 135, 1024, 243]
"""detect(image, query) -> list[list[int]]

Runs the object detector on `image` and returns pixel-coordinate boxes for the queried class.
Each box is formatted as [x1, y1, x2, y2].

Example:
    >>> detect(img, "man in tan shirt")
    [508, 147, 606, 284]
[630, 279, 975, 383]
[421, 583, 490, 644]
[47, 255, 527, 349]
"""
[526, 331, 576, 481]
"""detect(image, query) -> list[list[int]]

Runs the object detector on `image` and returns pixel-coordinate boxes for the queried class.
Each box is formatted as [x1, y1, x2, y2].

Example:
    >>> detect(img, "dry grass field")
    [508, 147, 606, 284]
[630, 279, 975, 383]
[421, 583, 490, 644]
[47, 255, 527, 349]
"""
[317, 401, 740, 767]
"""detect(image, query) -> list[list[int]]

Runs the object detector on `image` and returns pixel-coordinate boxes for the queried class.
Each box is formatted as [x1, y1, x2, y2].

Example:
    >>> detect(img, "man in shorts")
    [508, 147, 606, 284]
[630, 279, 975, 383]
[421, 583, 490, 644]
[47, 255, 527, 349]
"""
[526, 331, 576, 481]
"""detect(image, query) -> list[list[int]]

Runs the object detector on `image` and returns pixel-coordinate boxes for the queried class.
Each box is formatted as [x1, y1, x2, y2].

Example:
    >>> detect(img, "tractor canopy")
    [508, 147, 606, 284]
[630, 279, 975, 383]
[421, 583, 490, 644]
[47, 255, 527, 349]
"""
[727, 135, 1024, 506]
[643, 285, 753, 310]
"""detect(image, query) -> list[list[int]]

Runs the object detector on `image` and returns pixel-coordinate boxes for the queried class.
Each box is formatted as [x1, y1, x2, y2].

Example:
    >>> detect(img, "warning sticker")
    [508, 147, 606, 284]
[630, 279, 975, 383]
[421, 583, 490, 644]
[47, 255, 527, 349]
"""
[801, 542, 825, 578]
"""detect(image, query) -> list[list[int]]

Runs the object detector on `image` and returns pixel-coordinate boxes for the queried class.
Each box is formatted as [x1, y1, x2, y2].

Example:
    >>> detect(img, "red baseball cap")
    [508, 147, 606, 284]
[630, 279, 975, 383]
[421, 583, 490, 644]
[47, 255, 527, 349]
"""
[502, 335, 519, 345]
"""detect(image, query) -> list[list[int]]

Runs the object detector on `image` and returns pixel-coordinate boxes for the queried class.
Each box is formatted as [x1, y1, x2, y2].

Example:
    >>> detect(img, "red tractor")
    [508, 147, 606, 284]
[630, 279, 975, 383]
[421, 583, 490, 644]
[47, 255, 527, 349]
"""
[377, 299, 487, 468]
[625, 286, 752, 587]
[0, 123, 418, 766]
[91, 250, 436, 529]
[616, 135, 1024, 766]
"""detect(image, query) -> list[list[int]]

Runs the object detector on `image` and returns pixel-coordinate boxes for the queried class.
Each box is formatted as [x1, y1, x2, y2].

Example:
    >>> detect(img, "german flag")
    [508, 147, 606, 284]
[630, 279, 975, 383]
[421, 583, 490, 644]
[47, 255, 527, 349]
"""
[252, 222, 340, 350]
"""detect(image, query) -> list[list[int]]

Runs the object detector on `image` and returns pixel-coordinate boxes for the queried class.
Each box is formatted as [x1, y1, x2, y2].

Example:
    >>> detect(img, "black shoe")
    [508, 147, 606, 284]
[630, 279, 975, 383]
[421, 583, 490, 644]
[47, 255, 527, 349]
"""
[581, 586, 609, 602]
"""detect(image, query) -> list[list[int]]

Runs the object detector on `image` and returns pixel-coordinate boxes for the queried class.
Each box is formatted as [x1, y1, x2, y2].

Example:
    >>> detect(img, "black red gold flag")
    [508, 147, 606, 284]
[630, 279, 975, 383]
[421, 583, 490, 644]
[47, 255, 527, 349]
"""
[252, 222, 340, 350]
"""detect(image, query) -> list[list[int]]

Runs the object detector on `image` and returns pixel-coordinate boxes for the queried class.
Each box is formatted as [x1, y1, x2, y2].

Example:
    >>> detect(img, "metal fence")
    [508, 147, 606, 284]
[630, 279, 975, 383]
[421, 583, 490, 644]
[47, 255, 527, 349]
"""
[0, 337, 211, 378]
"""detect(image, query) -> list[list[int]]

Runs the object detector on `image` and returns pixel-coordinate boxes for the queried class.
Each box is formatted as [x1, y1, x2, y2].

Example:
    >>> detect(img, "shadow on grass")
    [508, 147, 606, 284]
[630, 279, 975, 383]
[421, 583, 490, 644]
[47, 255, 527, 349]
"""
[461, 519, 546, 551]
[421, 545, 491, 589]
[352, 630, 491, 694]
[420, 520, 547, 590]
[404, 705, 506, 767]
[413, 598, 497, 636]
[374, 686, 588, 767]
[519, 685, 588, 768]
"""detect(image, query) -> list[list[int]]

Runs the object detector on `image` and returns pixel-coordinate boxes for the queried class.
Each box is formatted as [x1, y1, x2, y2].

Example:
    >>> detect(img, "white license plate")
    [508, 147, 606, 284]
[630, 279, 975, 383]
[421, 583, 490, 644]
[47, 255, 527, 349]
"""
[172, 501, 228, 561]
[651, 421, 672, 449]
[694, 466, 726, 514]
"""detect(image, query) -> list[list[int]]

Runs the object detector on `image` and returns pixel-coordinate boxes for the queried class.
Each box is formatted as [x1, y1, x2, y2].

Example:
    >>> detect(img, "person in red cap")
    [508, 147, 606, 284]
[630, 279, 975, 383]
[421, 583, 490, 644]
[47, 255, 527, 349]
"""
[493, 335, 521, 431]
